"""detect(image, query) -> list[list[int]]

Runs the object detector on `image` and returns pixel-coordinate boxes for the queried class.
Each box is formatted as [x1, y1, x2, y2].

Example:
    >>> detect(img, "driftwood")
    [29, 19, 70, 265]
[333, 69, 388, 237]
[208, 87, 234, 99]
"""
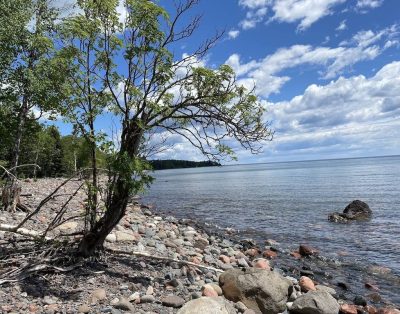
[0, 223, 52, 240]
[108, 248, 224, 273]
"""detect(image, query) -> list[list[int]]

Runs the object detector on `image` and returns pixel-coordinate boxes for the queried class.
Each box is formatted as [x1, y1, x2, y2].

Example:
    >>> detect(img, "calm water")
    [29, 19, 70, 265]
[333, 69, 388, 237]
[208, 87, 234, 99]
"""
[143, 156, 400, 281]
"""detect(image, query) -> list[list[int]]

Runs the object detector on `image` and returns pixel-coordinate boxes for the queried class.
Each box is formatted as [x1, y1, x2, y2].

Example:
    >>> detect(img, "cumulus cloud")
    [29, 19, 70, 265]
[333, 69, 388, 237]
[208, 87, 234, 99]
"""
[225, 25, 398, 97]
[238, 0, 346, 31]
[258, 61, 400, 161]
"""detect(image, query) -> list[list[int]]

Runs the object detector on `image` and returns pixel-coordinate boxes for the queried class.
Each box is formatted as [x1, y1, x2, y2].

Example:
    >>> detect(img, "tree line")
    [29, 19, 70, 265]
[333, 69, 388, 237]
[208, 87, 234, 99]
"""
[0, 0, 273, 256]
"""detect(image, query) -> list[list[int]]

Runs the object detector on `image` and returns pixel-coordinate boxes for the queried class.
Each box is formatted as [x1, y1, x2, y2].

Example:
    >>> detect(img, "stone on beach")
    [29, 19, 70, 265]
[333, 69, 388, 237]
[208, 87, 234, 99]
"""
[299, 276, 316, 292]
[299, 245, 319, 257]
[290, 290, 340, 314]
[219, 268, 292, 314]
[177, 297, 236, 314]
[161, 295, 185, 308]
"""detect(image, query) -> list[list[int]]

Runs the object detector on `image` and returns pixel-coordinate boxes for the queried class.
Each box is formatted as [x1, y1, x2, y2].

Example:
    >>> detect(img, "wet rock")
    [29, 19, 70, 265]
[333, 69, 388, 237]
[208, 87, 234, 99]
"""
[290, 252, 302, 259]
[219, 268, 292, 314]
[299, 276, 316, 292]
[377, 308, 400, 314]
[365, 283, 379, 291]
[367, 292, 382, 303]
[161, 295, 185, 308]
[299, 245, 319, 257]
[263, 249, 278, 259]
[329, 200, 372, 222]
[291, 291, 340, 314]
[177, 297, 236, 314]
[354, 295, 367, 306]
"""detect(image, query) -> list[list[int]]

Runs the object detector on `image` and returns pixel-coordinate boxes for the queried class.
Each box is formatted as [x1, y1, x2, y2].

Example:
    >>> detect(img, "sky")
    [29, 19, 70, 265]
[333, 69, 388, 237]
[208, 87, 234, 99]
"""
[53, 0, 400, 164]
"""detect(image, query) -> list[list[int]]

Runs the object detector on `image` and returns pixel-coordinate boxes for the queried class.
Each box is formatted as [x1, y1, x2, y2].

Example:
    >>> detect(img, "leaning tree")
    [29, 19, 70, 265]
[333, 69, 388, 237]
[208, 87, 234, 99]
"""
[59, 0, 273, 256]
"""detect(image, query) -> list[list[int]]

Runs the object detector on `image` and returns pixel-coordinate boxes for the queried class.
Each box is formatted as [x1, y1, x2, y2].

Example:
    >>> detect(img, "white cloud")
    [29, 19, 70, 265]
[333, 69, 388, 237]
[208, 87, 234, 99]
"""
[238, 0, 346, 31]
[356, 0, 384, 9]
[258, 61, 400, 161]
[336, 19, 347, 31]
[225, 25, 399, 97]
[228, 29, 240, 39]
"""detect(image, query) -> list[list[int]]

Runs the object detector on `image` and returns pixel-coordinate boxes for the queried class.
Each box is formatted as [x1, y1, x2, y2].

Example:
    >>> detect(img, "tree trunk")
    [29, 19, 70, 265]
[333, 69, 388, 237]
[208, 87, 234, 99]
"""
[11, 98, 29, 176]
[1, 182, 21, 212]
[78, 124, 143, 256]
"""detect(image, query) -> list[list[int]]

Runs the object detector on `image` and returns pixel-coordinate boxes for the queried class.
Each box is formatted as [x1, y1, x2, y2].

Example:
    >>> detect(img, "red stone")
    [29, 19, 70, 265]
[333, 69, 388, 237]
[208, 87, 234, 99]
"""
[262, 249, 278, 259]
[290, 251, 302, 259]
[245, 248, 259, 257]
[253, 259, 270, 270]
[299, 276, 316, 292]
[219, 255, 230, 264]
[190, 257, 201, 265]
[366, 305, 378, 314]
[202, 286, 218, 297]
[299, 244, 319, 256]
[365, 282, 380, 291]
[340, 304, 358, 314]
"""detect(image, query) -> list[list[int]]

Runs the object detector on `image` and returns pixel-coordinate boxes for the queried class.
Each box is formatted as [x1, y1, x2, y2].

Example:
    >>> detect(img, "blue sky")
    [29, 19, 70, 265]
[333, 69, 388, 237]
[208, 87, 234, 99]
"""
[53, 0, 400, 163]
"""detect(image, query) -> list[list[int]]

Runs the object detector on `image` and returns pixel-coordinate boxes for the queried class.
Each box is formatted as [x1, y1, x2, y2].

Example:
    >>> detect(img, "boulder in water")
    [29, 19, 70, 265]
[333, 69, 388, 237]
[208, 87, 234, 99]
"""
[328, 200, 372, 223]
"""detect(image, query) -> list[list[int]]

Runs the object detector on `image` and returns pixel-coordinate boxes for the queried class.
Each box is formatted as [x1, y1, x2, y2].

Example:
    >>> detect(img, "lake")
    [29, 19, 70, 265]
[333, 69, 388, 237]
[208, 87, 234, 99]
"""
[143, 155, 400, 302]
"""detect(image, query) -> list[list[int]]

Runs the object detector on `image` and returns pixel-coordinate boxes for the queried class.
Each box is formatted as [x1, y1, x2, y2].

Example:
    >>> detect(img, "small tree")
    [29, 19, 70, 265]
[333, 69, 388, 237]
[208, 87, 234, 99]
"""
[60, 0, 273, 256]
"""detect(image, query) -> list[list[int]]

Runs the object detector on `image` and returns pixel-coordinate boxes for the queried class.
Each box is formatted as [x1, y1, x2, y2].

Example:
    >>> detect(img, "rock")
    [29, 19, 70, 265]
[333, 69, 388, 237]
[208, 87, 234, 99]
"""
[43, 296, 56, 305]
[57, 221, 78, 231]
[91, 288, 107, 302]
[263, 250, 278, 259]
[219, 268, 292, 314]
[245, 248, 259, 257]
[146, 286, 154, 295]
[177, 297, 236, 314]
[299, 276, 316, 292]
[237, 258, 250, 268]
[340, 304, 358, 314]
[235, 301, 248, 312]
[291, 291, 340, 314]
[115, 231, 137, 242]
[329, 200, 372, 222]
[140, 295, 155, 303]
[354, 295, 367, 306]
[366, 305, 378, 314]
[290, 252, 302, 259]
[253, 259, 270, 270]
[105, 233, 117, 242]
[161, 295, 186, 308]
[365, 283, 379, 291]
[315, 285, 336, 296]
[194, 237, 209, 250]
[377, 308, 400, 314]
[299, 245, 318, 257]
[202, 284, 219, 297]
[78, 304, 90, 313]
[113, 297, 135, 312]
[367, 292, 382, 303]
[219, 255, 231, 264]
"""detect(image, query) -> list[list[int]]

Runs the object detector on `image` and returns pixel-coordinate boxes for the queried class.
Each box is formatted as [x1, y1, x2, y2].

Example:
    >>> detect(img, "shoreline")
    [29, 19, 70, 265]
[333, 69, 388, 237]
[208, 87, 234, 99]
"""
[0, 178, 399, 313]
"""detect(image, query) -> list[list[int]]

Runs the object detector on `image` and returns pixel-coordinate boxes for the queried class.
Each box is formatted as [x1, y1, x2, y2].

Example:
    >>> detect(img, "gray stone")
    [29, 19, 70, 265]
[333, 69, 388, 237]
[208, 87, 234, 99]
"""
[113, 297, 135, 312]
[177, 297, 236, 314]
[290, 291, 340, 314]
[219, 268, 292, 314]
[140, 295, 155, 303]
[315, 285, 337, 296]
[161, 295, 186, 308]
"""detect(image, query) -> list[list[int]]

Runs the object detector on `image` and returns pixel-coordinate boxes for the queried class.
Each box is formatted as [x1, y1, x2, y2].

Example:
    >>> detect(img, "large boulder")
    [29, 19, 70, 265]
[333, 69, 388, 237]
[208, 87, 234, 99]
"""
[328, 200, 372, 223]
[219, 268, 292, 314]
[290, 290, 340, 314]
[177, 297, 236, 314]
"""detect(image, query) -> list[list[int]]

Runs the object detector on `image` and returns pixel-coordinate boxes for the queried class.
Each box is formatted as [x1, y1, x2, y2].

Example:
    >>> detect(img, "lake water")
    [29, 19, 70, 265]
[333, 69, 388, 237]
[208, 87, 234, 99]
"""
[143, 155, 400, 301]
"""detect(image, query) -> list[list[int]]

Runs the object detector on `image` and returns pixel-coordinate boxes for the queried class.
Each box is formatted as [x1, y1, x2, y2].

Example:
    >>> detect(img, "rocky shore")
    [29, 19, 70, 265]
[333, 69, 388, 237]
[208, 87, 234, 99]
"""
[0, 179, 399, 314]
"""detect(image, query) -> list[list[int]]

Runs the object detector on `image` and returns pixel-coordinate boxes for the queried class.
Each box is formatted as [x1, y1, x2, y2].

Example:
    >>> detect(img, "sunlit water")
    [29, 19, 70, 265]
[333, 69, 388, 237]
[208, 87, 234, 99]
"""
[143, 156, 400, 301]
